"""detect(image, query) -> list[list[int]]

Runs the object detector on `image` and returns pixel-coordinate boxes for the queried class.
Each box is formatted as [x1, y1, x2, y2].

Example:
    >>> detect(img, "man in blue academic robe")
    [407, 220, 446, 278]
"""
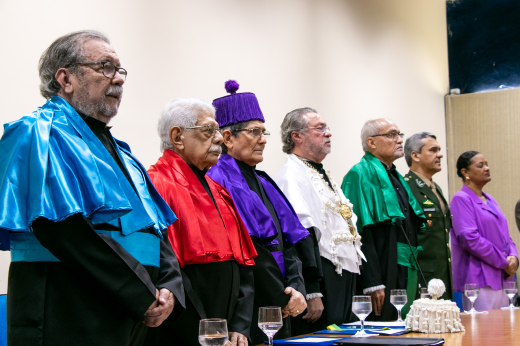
[0, 31, 184, 346]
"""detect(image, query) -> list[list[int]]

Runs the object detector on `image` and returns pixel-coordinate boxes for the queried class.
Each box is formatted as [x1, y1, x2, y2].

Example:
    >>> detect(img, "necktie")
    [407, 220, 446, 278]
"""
[430, 182, 446, 214]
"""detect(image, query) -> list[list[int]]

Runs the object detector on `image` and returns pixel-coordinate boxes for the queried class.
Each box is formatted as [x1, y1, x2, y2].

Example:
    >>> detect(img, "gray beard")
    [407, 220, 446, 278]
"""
[71, 84, 123, 122]
[304, 138, 331, 158]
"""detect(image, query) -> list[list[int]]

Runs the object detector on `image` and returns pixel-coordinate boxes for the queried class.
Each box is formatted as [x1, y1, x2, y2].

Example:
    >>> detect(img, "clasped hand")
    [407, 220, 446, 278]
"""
[281, 287, 307, 318]
[226, 332, 248, 346]
[302, 297, 324, 323]
[505, 256, 519, 280]
[143, 288, 175, 327]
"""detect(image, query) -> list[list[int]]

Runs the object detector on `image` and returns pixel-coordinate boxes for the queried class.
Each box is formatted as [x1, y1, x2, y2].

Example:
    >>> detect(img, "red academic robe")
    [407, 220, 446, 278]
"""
[145, 150, 257, 346]
[148, 150, 257, 268]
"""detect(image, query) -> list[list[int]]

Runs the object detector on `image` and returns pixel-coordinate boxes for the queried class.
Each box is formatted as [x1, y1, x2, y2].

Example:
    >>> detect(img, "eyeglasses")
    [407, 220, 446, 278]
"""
[371, 132, 405, 141]
[235, 127, 270, 139]
[184, 124, 221, 137]
[307, 125, 331, 134]
[74, 61, 127, 81]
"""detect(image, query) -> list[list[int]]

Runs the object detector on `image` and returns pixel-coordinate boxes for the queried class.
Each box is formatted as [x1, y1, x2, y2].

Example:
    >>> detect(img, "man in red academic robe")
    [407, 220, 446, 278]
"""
[145, 98, 257, 346]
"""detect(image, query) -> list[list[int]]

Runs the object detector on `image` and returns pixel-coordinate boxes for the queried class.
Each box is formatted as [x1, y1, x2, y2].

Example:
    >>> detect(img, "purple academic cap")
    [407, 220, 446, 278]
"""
[212, 80, 265, 127]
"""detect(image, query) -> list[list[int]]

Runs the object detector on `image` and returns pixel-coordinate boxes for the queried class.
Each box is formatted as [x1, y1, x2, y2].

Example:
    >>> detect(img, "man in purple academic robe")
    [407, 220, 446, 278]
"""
[207, 80, 308, 344]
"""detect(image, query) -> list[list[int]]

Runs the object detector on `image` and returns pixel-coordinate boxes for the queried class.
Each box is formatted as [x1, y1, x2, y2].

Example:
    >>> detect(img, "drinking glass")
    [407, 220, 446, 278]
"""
[352, 295, 372, 337]
[420, 287, 431, 299]
[463, 283, 487, 314]
[501, 281, 519, 310]
[258, 307, 283, 346]
[198, 318, 228, 346]
[390, 289, 407, 322]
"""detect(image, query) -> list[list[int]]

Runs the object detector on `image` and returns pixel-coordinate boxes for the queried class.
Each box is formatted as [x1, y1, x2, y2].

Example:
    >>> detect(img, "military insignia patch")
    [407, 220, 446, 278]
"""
[404, 177, 409, 181]
[416, 179, 425, 188]
[427, 220, 433, 226]
[423, 200, 434, 206]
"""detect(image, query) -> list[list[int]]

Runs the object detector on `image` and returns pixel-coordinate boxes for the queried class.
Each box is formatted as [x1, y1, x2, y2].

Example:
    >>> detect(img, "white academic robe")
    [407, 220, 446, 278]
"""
[275, 154, 364, 275]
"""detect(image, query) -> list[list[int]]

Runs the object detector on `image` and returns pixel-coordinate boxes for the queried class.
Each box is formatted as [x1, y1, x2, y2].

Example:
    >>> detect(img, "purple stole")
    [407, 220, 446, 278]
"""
[208, 154, 309, 277]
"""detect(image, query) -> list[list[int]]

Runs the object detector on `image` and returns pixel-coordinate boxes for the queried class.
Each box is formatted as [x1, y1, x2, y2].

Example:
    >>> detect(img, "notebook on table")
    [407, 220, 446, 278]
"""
[314, 329, 410, 336]
[333, 338, 445, 345]
[264, 336, 350, 345]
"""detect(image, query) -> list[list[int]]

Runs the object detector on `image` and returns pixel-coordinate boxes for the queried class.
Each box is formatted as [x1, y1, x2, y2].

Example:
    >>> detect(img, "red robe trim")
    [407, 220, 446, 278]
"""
[148, 150, 257, 268]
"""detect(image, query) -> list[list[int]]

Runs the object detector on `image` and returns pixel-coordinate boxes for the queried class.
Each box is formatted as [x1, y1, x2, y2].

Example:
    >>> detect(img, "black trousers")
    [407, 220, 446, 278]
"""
[145, 261, 242, 346]
[291, 257, 356, 335]
[8, 262, 155, 346]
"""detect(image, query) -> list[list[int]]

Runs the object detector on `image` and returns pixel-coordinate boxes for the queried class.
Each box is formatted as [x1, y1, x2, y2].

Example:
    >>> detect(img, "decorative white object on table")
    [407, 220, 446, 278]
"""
[405, 279, 465, 334]
[427, 279, 446, 300]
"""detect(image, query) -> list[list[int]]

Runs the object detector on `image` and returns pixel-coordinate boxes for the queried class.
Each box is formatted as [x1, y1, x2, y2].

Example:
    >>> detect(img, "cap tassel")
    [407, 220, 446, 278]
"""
[224, 80, 240, 94]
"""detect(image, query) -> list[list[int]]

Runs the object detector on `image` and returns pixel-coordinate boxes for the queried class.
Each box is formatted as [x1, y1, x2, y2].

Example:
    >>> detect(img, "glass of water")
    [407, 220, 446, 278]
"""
[501, 281, 519, 310]
[352, 295, 372, 337]
[420, 287, 431, 299]
[199, 318, 228, 346]
[390, 289, 407, 322]
[464, 283, 484, 314]
[258, 307, 283, 346]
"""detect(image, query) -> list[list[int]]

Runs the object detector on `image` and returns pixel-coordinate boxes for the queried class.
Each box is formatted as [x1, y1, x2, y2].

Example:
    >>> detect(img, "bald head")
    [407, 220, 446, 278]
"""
[361, 118, 404, 166]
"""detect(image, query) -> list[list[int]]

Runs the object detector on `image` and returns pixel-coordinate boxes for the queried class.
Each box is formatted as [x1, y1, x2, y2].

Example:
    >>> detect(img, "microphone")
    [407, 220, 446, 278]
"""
[395, 217, 427, 288]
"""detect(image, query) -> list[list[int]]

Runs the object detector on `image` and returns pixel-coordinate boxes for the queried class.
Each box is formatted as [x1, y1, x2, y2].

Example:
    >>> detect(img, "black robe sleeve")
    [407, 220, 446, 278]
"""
[250, 236, 291, 308]
[359, 224, 384, 290]
[155, 230, 185, 308]
[283, 244, 306, 297]
[32, 213, 157, 321]
[228, 266, 254, 337]
[295, 227, 323, 295]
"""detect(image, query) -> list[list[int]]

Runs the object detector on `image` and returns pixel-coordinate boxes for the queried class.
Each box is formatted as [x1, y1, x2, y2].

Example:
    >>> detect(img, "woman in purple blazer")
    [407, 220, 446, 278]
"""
[451, 151, 518, 311]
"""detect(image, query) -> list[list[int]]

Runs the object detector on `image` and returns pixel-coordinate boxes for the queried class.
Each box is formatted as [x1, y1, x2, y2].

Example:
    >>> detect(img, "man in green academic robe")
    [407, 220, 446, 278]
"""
[341, 119, 425, 321]
[403, 132, 453, 300]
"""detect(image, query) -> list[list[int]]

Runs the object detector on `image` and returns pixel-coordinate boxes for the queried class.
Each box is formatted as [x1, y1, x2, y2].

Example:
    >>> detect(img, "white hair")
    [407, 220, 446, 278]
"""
[360, 119, 385, 152]
[157, 98, 216, 152]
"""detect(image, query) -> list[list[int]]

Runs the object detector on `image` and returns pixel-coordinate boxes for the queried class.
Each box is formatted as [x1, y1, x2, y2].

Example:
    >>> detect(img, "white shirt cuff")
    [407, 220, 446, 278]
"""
[306, 293, 324, 300]
[363, 285, 386, 295]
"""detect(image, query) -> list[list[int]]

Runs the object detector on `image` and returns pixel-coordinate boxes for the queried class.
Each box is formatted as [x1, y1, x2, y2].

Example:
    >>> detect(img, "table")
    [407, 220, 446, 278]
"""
[256, 309, 520, 346]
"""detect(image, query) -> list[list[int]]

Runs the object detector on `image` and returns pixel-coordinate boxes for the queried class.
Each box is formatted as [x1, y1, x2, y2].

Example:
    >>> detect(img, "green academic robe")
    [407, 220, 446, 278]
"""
[342, 152, 426, 319]
[404, 171, 453, 300]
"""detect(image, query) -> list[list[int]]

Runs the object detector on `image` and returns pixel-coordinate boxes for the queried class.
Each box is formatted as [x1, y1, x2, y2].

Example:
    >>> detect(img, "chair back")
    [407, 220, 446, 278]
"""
[0, 294, 6, 346]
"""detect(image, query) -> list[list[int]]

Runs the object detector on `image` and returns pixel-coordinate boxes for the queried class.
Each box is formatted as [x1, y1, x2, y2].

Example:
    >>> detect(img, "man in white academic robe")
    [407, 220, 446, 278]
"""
[275, 108, 365, 334]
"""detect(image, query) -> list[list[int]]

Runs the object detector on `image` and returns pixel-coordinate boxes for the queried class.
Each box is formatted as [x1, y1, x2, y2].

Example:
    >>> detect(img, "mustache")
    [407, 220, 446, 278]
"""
[105, 85, 123, 97]
[209, 144, 222, 154]
[396, 144, 403, 150]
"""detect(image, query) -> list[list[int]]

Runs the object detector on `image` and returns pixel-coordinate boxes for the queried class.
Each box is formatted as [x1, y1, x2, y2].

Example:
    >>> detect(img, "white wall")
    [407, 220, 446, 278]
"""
[0, 0, 449, 293]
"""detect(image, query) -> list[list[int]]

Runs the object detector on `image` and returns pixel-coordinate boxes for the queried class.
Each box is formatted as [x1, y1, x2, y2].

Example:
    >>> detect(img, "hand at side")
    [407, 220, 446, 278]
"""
[143, 288, 175, 327]
[370, 289, 385, 316]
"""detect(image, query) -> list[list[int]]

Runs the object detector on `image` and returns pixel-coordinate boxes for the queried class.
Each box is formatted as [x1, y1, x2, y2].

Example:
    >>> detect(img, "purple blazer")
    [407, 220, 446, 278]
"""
[450, 185, 518, 291]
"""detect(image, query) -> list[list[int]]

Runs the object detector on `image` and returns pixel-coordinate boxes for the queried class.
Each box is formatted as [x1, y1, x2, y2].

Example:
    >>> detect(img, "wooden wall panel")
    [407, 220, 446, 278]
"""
[446, 89, 520, 286]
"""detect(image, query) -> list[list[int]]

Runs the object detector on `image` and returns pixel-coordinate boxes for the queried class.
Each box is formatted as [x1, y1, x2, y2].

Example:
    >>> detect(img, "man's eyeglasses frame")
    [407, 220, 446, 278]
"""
[73, 61, 127, 81]
[184, 124, 222, 137]
[234, 127, 271, 139]
[370, 132, 405, 141]
[306, 125, 331, 134]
